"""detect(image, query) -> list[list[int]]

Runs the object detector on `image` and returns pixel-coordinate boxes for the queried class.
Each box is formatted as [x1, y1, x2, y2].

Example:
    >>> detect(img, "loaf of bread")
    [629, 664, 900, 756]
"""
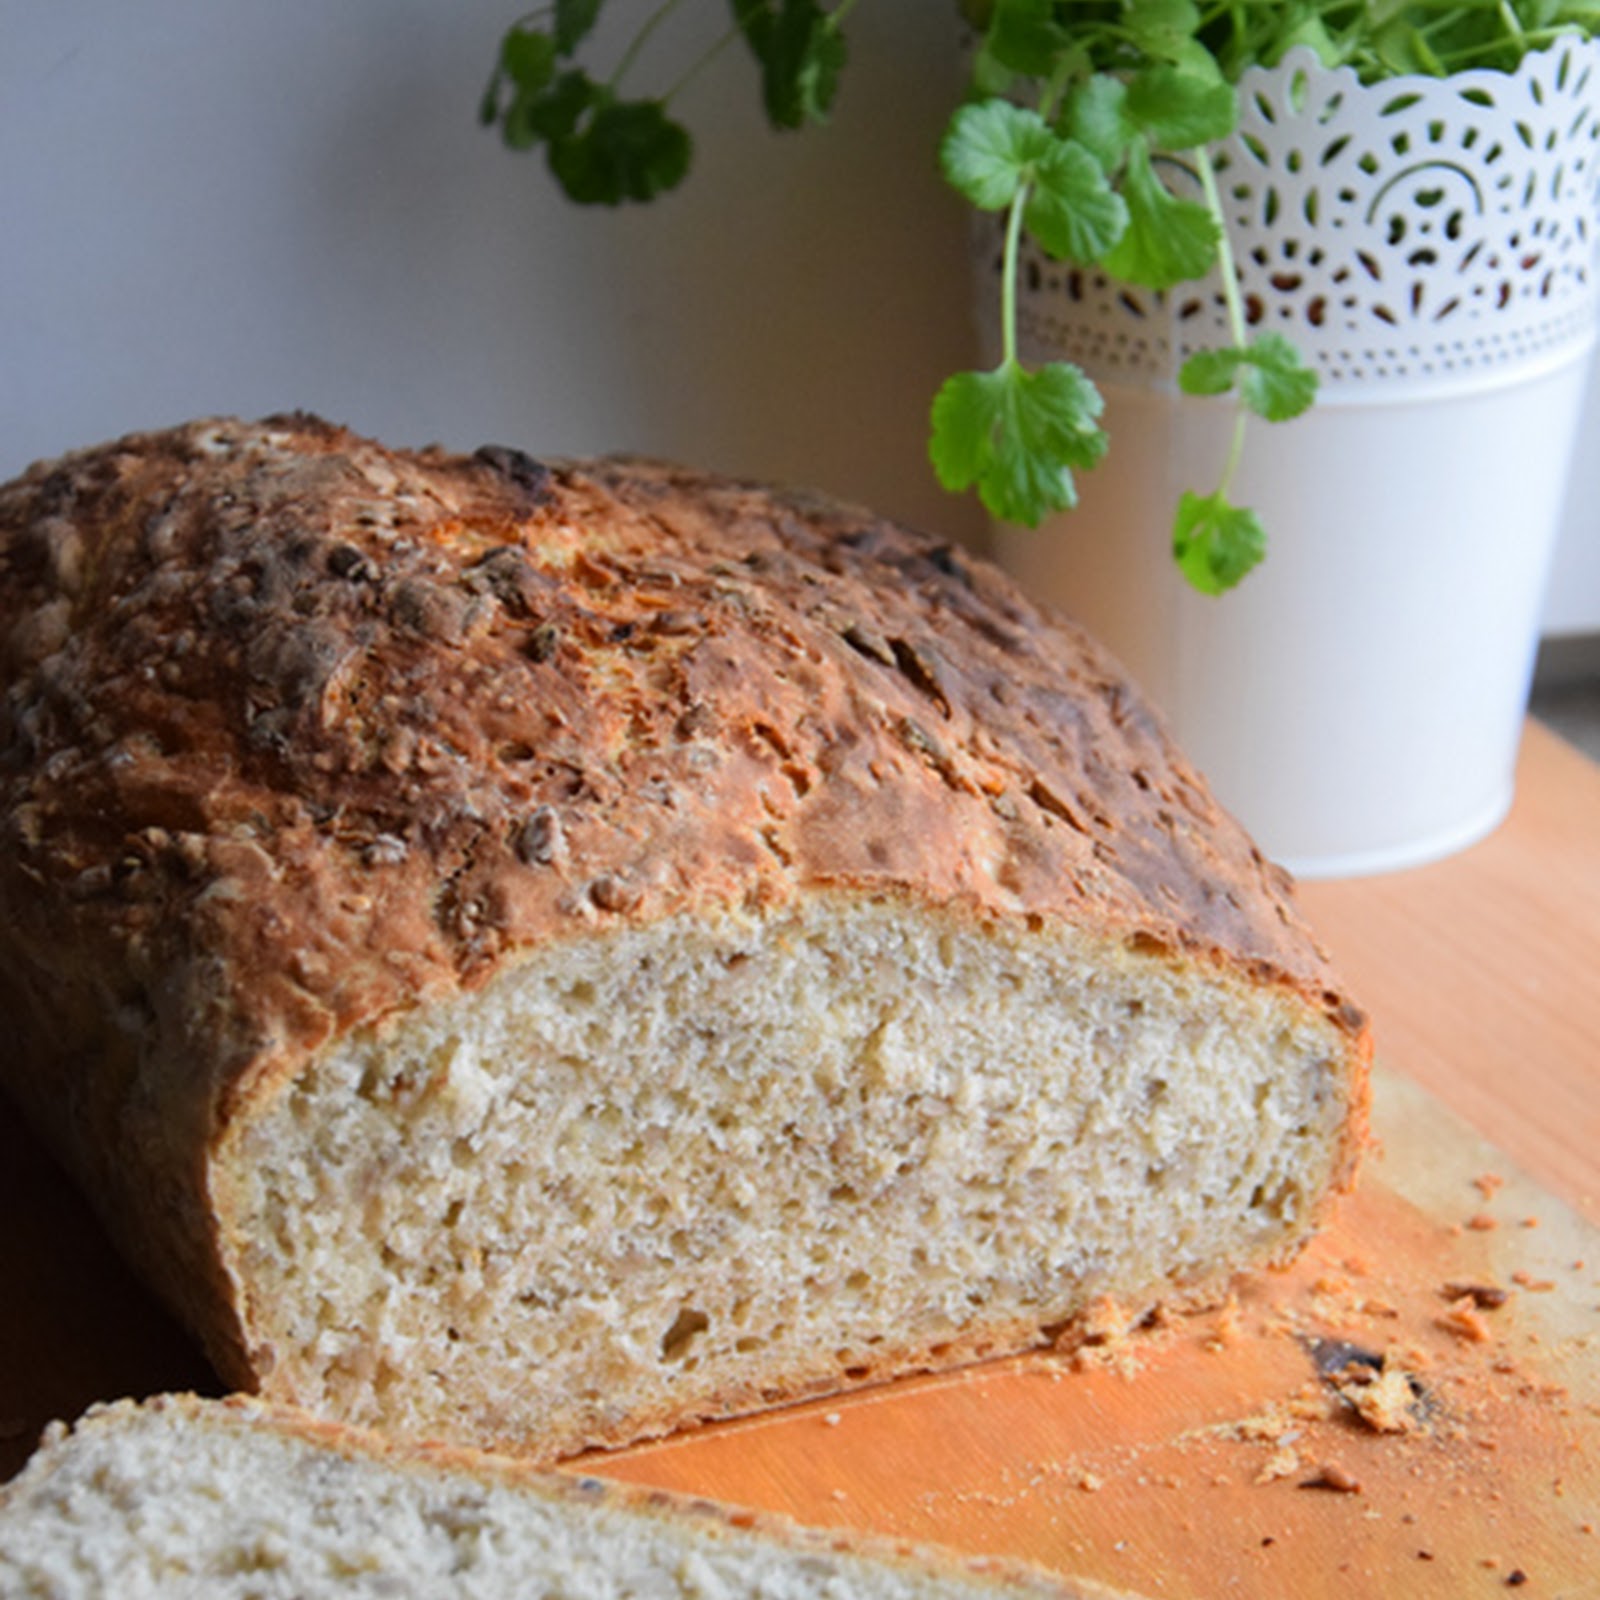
[0, 1395, 1134, 1598]
[0, 416, 1370, 1461]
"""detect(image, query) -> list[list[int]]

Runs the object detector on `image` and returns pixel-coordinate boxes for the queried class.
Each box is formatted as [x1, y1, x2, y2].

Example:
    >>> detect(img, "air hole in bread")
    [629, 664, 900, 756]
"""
[660, 1308, 710, 1363]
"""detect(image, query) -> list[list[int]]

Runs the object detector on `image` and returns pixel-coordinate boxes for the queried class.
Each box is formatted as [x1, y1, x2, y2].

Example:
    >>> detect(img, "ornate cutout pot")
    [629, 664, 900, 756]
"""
[992, 39, 1600, 878]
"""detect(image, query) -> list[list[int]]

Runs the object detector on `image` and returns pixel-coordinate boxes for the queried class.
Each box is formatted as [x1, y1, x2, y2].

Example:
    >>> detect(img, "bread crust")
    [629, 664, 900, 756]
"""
[0, 416, 1370, 1406]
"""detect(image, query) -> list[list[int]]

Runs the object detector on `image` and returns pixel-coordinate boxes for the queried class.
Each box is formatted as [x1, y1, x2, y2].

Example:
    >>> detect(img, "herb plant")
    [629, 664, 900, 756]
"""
[480, 0, 1600, 592]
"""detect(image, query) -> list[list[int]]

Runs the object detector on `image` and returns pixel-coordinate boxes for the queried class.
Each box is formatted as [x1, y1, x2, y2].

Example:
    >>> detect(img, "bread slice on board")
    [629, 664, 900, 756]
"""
[0, 1394, 1139, 1599]
[0, 417, 1370, 1460]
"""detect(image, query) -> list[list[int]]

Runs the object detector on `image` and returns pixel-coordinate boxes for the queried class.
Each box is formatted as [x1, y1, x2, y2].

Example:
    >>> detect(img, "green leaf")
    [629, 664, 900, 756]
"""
[1124, 0, 1202, 61]
[941, 100, 1055, 211]
[942, 104, 1127, 262]
[985, 0, 1073, 78]
[548, 99, 692, 205]
[501, 25, 558, 92]
[734, 0, 846, 129]
[1172, 490, 1266, 594]
[479, 78, 503, 129]
[1177, 346, 1244, 397]
[929, 361, 1108, 527]
[968, 40, 1018, 99]
[1060, 74, 1135, 175]
[512, 69, 597, 155]
[1099, 140, 1219, 290]
[1178, 334, 1318, 421]
[1371, 19, 1447, 77]
[1124, 64, 1237, 149]
[553, 0, 603, 56]
[1025, 138, 1129, 262]
[1270, 13, 1344, 70]
[1236, 332, 1319, 422]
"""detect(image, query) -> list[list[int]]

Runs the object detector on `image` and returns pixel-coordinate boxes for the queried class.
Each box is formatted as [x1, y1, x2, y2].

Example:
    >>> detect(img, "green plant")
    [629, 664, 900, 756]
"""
[480, 0, 1600, 591]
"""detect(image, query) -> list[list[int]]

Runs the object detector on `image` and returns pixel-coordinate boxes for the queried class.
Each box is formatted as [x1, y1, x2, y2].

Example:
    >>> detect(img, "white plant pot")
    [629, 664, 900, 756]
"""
[989, 40, 1600, 878]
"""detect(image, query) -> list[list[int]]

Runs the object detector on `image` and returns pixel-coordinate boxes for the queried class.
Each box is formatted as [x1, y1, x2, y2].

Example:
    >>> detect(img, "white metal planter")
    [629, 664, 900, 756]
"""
[991, 40, 1600, 878]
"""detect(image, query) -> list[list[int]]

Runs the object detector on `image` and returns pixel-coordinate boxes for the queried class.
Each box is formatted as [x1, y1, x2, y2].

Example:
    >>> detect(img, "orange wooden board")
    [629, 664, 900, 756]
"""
[3, 1067, 1598, 1597]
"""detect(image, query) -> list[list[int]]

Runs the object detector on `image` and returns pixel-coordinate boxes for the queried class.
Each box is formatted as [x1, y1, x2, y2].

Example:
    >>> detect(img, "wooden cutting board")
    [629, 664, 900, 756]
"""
[3, 1066, 1597, 1597]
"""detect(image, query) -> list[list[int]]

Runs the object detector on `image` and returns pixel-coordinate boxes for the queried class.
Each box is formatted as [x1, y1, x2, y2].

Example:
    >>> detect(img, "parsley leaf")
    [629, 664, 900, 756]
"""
[500, 26, 558, 94]
[1172, 490, 1267, 594]
[986, 0, 1075, 78]
[1123, 64, 1237, 149]
[1371, 19, 1448, 77]
[549, 99, 692, 205]
[1098, 140, 1220, 290]
[941, 101, 1054, 211]
[942, 103, 1126, 263]
[1124, 0, 1203, 61]
[930, 361, 1108, 527]
[733, 0, 846, 129]
[1060, 74, 1136, 175]
[1026, 139, 1129, 263]
[553, 0, 603, 56]
[1178, 333, 1318, 422]
[1175, 347, 1241, 396]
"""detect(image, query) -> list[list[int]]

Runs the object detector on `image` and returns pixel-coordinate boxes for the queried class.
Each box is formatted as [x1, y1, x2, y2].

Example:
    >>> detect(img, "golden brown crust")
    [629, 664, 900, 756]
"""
[0, 415, 1370, 1388]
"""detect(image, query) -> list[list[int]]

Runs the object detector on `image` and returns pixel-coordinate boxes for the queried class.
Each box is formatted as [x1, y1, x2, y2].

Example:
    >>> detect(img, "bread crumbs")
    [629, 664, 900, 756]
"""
[1334, 1353, 1427, 1434]
[1439, 1296, 1495, 1345]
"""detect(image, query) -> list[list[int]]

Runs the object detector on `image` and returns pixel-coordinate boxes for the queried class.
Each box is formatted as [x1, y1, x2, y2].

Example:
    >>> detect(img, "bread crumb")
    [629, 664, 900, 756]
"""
[1442, 1281, 1509, 1309]
[1081, 1296, 1132, 1346]
[1300, 1464, 1361, 1494]
[1336, 1354, 1425, 1434]
[1438, 1296, 1494, 1345]
[1204, 1292, 1243, 1352]
[1066, 1297, 1144, 1375]
[1474, 1172, 1505, 1199]
[1510, 1271, 1555, 1293]
[1256, 1446, 1302, 1485]
[1466, 1213, 1499, 1232]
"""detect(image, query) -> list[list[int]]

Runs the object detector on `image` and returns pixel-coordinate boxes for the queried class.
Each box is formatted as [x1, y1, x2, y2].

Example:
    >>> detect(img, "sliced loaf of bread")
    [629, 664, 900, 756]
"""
[0, 417, 1370, 1460]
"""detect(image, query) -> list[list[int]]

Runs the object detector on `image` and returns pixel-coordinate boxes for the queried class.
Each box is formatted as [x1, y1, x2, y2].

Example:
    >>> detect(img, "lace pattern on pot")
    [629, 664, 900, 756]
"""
[998, 38, 1600, 398]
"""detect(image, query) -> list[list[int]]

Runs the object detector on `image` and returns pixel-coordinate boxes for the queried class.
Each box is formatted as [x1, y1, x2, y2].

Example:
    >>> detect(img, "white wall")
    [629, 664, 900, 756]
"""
[0, 0, 985, 546]
[3, 2, 1597, 632]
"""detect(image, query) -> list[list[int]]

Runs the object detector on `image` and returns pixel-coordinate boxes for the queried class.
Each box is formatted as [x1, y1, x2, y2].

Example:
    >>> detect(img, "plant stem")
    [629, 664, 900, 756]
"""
[1195, 142, 1252, 499]
[1195, 145, 1248, 350]
[662, 21, 742, 105]
[610, 0, 691, 90]
[1000, 182, 1028, 369]
[1219, 408, 1249, 498]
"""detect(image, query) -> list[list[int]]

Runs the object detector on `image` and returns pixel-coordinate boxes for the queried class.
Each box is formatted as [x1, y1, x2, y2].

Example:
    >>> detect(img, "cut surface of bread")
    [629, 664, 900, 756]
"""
[227, 897, 1353, 1455]
[0, 1396, 1132, 1599]
[0, 417, 1370, 1461]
